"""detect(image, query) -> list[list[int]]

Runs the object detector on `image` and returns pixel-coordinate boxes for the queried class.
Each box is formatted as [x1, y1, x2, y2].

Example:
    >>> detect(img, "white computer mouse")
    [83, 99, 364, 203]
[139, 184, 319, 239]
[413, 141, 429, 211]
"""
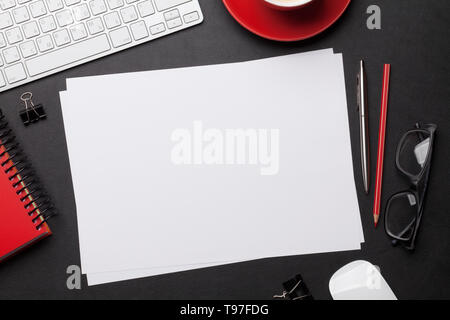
[329, 260, 397, 300]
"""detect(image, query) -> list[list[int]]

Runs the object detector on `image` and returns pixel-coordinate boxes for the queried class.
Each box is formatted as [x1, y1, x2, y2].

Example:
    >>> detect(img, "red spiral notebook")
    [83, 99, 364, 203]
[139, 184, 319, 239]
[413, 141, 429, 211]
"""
[0, 109, 54, 263]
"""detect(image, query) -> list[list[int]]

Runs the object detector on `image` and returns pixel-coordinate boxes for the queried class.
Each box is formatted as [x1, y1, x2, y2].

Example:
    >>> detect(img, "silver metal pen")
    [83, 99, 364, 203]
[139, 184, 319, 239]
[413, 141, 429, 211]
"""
[357, 60, 370, 194]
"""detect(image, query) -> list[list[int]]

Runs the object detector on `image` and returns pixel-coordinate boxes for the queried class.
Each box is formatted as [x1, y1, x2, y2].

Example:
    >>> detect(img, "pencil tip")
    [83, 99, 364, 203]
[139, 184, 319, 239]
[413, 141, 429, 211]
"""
[374, 214, 379, 228]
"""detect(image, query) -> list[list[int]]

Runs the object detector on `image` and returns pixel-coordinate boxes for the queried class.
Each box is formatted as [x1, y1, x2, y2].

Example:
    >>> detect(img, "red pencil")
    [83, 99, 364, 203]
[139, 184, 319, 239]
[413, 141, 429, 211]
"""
[373, 64, 391, 227]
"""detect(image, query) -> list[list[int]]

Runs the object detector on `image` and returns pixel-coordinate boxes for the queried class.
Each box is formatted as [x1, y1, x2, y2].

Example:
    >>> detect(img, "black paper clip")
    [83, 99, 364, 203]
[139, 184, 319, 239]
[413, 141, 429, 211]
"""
[273, 274, 314, 300]
[19, 92, 46, 126]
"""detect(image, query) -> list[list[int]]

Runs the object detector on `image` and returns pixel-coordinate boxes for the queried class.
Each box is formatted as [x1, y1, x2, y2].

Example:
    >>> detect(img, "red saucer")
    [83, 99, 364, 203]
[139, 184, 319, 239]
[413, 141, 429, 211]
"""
[222, 0, 351, 42]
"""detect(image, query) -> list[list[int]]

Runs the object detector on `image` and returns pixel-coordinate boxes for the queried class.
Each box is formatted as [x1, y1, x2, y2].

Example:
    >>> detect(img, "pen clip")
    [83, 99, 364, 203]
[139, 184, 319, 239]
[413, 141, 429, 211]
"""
[356, 72, 361, 111]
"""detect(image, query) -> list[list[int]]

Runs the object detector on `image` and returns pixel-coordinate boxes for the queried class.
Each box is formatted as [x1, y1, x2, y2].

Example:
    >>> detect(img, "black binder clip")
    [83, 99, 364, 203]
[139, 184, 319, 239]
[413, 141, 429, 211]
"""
[273, 274, 314, 300]
[19, 92, 46, 126]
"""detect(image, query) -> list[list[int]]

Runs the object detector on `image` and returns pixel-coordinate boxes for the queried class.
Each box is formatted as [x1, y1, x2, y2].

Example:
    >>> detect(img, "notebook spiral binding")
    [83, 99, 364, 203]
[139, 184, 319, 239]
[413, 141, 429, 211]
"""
[0, 109, 56, 230]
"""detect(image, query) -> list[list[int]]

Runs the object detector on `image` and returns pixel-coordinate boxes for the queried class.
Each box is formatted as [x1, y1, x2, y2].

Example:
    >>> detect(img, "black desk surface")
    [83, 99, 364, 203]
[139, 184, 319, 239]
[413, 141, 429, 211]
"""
[0, 0, 449, 300]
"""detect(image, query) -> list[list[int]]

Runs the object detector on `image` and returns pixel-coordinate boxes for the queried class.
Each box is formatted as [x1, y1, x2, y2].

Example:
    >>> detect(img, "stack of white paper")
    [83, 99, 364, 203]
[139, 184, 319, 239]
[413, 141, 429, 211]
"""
[60, 49, 364, 286]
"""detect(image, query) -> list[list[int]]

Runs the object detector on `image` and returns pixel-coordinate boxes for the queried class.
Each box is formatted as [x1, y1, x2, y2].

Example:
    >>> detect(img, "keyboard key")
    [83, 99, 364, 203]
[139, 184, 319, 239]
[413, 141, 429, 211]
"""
[0, 0, 16, 10]
[3, 46, 21, 63]
[39, 15, 57, 33]
[12, 6, 30, 24]
[25, 34, 111, 76]
[53, 28, 71, 46]
[87, 18, 104, 35]
[109, 26, 131, 47]
[70, 23, 87, 40]
[29, 1, 47, 18]
[89, 0, 107, 15]
[4, 63, 27, 83]
[164, 9, 179, 21]
[107, 0, 123, 10]
[73, 3, 91, 21]
[137, 1, 154, 18]
[22, 21, 40, 38]
[36, 34, 54, 52]
[104, 12, 121, 29]
[64, 0, 80, 5]
[154, 0, 191, 12]
[120, 6, 138, 23]
[19, 40, 37, 58]
[46, 0, 64, 12]
[150, 22, 165, 35]
[0, 71, 6, 87]
[0, 34, 6, 48]
[5, 27, 23, 44]
[130, 20, 148, 41]
[167, 17, 182, 29]
[56, 9, 74, 27]
[183, 11, 199, 24]
[0, 13, 14, 30]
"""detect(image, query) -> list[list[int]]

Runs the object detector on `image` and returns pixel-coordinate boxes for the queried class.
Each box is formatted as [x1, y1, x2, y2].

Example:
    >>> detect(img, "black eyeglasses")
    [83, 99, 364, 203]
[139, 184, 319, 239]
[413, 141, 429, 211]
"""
[384, 123, 437, 250]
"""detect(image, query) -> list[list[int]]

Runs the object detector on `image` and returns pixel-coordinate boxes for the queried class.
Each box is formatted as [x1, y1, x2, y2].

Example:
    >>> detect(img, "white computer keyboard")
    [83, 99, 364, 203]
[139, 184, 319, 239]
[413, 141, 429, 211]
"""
[0, 0, 203, 93]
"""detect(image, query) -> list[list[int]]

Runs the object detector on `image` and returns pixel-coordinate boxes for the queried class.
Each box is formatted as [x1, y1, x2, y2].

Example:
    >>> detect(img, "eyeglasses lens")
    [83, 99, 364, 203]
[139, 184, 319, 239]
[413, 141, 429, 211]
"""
[386, 192, 418, 239]
[398, 131, 431, 176]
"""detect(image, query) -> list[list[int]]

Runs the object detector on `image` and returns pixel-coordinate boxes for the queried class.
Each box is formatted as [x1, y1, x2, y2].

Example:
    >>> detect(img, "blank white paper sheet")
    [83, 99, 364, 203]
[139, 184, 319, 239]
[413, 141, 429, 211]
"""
[60, 49, 364, 286]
